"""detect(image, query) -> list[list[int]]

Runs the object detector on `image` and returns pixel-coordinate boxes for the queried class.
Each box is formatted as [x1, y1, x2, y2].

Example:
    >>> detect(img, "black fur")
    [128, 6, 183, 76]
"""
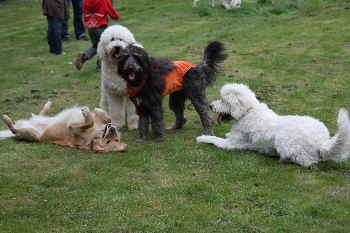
[116, 42, 226, 142]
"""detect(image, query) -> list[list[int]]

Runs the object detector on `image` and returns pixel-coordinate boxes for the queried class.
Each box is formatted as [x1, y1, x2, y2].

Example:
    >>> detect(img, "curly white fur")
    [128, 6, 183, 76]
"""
[192, 0, 241, 9]
[197, 83, 350, 166]
[97, 25, 142, 130]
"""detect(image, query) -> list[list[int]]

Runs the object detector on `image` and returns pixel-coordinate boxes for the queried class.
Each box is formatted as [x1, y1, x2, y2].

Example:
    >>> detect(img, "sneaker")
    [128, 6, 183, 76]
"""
[74, 53, 84, 70]
[78, 35, 89, 41]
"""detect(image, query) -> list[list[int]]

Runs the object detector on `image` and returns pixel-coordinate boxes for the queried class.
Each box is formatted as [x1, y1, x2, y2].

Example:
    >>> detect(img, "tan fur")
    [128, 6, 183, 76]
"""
[1, 101, 127, 152]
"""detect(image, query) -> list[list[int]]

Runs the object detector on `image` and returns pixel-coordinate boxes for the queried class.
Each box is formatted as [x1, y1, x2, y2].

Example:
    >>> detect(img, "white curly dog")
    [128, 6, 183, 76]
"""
[193, 0, 241, 9]
[97, 25, 142, 130]
[197, 83, 350, 166]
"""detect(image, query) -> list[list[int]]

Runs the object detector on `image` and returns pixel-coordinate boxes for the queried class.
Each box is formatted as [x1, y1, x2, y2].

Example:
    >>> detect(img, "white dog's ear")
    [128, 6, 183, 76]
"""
[97, 40, 107, 59]
[132, 42, 144, 48]
[226, 92, 253, 120]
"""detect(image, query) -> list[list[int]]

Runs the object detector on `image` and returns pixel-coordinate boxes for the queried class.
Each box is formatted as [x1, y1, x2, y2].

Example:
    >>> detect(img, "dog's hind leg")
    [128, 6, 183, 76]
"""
[108, 95, 126, 129]
[1, 115, 17, 134]
[1, 115, 41, 141]
[126, 99, 139, 130]
[188, 92, 214, 135]
[169, 91, 187, 130]
[39, 101, 52, 116]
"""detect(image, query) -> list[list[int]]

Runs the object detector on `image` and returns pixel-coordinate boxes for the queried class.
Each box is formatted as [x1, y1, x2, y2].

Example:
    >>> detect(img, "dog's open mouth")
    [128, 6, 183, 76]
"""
[111, 46, 121, 58]
[128, 73, 135, 81]
[217, 113, 233, 124]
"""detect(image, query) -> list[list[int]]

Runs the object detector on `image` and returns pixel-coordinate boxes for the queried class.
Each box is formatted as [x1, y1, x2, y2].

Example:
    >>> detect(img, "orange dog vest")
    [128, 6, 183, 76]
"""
[163, 61, 196, 95]
[126, 61, 196, 97]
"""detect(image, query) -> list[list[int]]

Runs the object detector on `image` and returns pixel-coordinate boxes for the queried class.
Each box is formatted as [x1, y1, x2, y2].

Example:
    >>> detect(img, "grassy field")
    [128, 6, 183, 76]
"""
[1, 0, 350, 232]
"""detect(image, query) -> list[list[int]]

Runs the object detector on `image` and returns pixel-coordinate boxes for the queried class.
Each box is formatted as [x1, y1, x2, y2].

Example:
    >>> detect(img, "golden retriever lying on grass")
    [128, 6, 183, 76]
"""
[0, 101, 127, 152]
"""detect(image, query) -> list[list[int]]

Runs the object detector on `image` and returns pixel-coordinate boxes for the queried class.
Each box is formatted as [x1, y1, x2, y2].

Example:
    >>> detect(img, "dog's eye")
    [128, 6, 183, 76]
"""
[111, 37, 115, 41]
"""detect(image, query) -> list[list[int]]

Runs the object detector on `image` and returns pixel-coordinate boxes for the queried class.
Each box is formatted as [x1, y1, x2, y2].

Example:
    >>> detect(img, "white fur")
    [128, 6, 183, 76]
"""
[0, 105, 89, 140]
[192, 0, 241, 9]
[97, 25, 142, 130]
[197, 83, 350, 166]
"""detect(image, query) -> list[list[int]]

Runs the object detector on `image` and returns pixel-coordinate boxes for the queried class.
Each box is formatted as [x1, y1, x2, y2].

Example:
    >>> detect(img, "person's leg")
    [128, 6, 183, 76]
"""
[47, 16, 63, 55]
[61, 20, 70, 40]
[75, 28, 98, 70]
[71, 0, 86, 40]
[75, 27, 106, 70]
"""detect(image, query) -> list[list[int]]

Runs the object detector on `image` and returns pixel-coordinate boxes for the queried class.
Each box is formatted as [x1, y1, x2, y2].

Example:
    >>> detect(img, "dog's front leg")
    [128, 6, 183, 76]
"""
[136, 114, 150, 143]
[196, 135, 236, 150]
[150, 107, 164, 142]
[69, 107, 94, 134]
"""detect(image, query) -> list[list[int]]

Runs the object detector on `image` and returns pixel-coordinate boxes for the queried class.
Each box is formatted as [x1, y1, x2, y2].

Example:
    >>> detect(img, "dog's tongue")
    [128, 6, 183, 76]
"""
[128, 74, 135, 81]
[217, 113, 224, 125]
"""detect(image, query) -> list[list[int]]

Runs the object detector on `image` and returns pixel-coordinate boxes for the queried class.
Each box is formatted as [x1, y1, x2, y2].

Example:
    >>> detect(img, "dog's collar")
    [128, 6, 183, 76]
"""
[150, 66, 159, 73]
[126, 80, 146, 97]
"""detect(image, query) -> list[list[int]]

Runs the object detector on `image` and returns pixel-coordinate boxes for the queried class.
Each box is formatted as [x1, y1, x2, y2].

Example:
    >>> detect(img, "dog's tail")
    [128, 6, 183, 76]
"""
[201, 41, 227, 86]
[0, 130, 14, 140]
[320, 108, 350, 162]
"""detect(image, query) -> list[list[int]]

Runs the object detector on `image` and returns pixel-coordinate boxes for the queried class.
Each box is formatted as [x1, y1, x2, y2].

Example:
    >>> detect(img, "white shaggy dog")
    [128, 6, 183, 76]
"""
[197, 83, 350, 166]
[192, 0, 241, 9]
[97, 25, 142, 130]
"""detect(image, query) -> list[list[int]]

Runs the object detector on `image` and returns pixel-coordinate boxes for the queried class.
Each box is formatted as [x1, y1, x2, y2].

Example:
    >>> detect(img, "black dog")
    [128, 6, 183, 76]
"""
[114, 41, 226, 142]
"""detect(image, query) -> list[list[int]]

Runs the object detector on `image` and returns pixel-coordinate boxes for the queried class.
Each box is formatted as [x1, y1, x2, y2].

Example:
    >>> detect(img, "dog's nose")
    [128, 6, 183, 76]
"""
[209, 104, 214, 111]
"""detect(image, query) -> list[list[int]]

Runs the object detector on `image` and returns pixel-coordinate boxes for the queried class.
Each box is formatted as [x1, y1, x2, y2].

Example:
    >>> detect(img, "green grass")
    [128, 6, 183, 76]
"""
[1, 0, 350, 232]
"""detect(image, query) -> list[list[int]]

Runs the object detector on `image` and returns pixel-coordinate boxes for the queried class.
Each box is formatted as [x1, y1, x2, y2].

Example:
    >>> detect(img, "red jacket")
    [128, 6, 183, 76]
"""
[83, 0, 122, 28]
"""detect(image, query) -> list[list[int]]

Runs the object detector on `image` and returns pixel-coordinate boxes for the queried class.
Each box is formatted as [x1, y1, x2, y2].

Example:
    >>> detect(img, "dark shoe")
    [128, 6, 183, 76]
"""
[169, 118, 187, 130]
[153, 136, 164, 142]
[78, 35, 89, 41]
[74, 53, 84, 70]
[62, 36, 70, 41]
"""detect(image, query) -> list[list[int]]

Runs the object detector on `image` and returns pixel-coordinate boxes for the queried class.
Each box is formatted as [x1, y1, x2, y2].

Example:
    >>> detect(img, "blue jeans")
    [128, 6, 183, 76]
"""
[47, 16, 64, 54]
[62, 0, 86, 39]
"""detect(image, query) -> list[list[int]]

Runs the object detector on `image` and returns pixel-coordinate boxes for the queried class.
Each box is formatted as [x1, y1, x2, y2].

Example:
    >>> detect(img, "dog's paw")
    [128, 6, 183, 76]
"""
[1, 114, 14, 126]
[81, 107, 90, 116]
[196, 135, 210, 143]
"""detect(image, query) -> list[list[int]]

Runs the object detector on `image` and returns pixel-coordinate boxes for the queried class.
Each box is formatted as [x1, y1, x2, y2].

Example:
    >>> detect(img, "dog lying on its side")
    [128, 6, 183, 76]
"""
[196, 83, 350, 166]
[112, 41, 226, 142]
[0, 101, 127, 152]
[193, 0, 241, 9]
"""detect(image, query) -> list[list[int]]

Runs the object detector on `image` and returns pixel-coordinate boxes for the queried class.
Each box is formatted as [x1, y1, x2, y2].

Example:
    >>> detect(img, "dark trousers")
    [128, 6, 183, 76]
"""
[63, 0, 85, 39]
[47, 16, 64, 54]
[82, 26, 107, 69]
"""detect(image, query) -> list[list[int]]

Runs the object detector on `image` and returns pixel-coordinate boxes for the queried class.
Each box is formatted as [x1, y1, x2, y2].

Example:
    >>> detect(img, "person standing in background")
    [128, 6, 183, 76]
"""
[74, 0, 122, 71]
[62, 0, 88, 41]
[42, 0, 69, 55]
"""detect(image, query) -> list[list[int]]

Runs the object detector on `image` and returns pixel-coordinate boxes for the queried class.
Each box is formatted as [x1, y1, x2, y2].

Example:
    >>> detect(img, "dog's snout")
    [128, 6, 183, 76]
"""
[111, 46, 121, 57]
[124, 56, 141, 71]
